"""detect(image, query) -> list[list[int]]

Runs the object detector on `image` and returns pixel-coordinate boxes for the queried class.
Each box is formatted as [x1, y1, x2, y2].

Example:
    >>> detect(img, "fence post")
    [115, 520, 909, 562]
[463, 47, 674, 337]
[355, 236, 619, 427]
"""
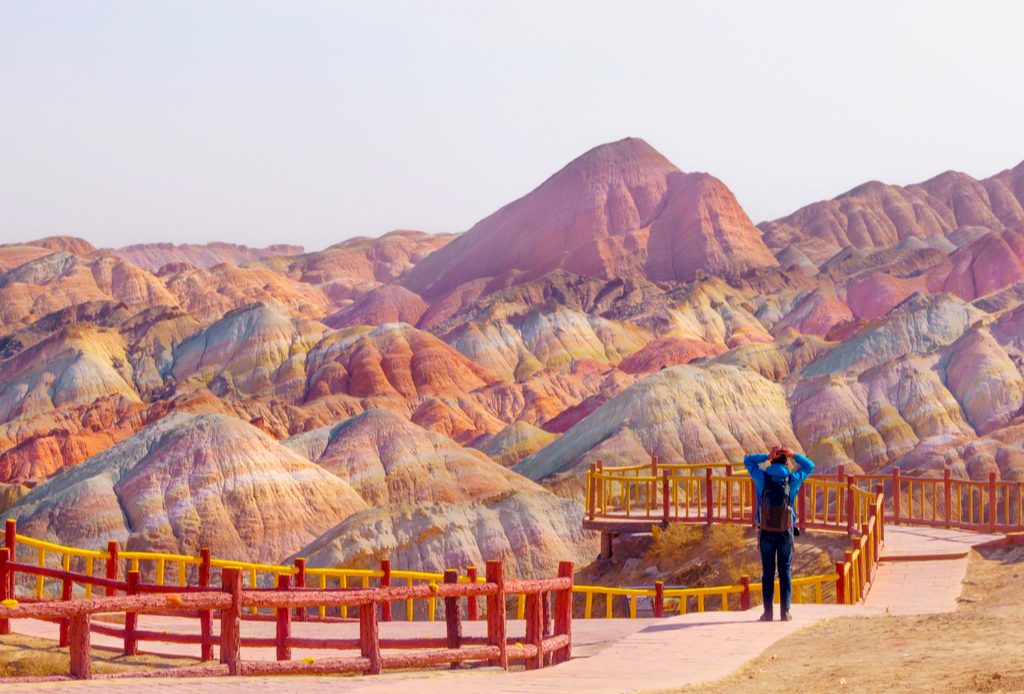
[651, 456, 659, 516]
[0, 549, 10, 635]
[654, 581, 664, 618]
[867, 510, 878, 572]
[942, 468, 952, 528]
[486, 560, 508, 669]
[543, 590, 551, 636]
[4, 519, 14, 563]
[199, 548, 213, 660]
[294, 557, 307, 622]
[892, 468, 901, 524]
[846, 475, 855, 536]
[740, 575, 751, 611]
[585, 464, 593, 517]
[705, 468, 714, 525]
[725, 465, 735, 520]
[835, 561, 845, 604]
[69, 612, 92, 679]
[59, 576, 73, 646]
[989, 472, 998, 532]
[798, 485, 807, 528]
[524, 591, 543, 671]
[861, 538, 868, 591]
[220, 567, 242, 675]
[552, 561, 573, 664]
[105, 541, 119, 597]
[380, 559, 392, 622]
[837, 465, 846, 526]
[124, 571, 140, 656]
[844, 550, 855, 603]
[443, 569, 462, 668]
[875, 483, 885, 543]
[359, 598, 382, 674]
[542, 591, 552, 666]
[662, 470, 671, 522]
[596, 460, 604, 509]
[467, 566, 479, 621]
[588, 468, 597, 521]
[860, 527, 870, 587]
[3, 520, 13, 615]
[276, 574, 292, 661]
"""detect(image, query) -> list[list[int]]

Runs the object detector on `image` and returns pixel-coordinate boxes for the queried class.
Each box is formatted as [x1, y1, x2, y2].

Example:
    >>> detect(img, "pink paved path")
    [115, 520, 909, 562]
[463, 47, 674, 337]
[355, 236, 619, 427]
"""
[864, 525, 1000, 616]
[3, 526, 996, 693]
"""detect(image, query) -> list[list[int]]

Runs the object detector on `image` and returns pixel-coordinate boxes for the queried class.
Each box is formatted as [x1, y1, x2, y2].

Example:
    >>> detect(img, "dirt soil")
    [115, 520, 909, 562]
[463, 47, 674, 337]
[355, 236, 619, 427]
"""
[577, 525, 849, 615]
[0, 632, 198, 678]
[664, 544, 1024, 694]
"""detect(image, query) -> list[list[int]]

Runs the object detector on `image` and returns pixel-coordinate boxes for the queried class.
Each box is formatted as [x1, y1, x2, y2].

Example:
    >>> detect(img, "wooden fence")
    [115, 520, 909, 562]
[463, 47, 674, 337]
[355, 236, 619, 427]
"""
[585, 460, 1024, 534]
[0, 551, 573, 681]
[574, 485, 885, 617]
[3, 520, 476, 623]
[586, 460, 878, 534]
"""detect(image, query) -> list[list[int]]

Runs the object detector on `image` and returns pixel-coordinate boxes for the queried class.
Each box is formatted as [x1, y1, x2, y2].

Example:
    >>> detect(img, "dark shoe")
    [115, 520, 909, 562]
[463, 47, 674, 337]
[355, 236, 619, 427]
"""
[780, 611, 792, 621]
[758, 611, 773, 622]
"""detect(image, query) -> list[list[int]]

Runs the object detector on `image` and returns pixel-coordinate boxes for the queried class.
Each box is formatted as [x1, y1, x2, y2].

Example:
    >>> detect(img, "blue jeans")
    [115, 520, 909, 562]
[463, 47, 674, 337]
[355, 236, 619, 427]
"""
[759, 530, 793, 612]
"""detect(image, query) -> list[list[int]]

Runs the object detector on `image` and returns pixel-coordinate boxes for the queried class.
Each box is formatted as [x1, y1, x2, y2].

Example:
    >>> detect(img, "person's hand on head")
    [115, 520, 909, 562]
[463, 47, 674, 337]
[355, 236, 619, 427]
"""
[781, 447, 795, 458]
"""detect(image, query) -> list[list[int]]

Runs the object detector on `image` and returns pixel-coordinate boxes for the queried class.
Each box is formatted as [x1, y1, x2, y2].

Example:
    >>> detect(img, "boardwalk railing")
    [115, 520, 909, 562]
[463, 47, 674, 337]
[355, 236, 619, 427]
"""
[835, 484, 885, 604]
[573, 572, 836, 618]
[0, 550, 574, 681]
[586, 460, 877, 534]
[585, 460, 1024, 534]
[574, 484, 886, 617]
[853, 468, 1024, 532]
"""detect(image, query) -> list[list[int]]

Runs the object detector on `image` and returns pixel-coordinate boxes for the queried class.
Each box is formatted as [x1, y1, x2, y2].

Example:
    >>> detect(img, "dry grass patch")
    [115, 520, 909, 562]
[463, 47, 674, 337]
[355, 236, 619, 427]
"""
[0, 632, 198, 678]
[577, 525, 849, 616]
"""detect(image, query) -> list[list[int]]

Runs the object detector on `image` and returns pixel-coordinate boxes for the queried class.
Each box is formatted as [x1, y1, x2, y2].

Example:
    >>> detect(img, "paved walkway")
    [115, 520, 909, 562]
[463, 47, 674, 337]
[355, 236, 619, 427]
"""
[864, 525, 1001, 616]
[2, 526, 997, 693]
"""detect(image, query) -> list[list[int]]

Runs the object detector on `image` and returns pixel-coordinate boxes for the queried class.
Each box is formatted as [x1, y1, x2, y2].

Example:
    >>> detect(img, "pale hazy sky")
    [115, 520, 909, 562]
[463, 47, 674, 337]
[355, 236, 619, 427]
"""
[2, 1, 1023, 251]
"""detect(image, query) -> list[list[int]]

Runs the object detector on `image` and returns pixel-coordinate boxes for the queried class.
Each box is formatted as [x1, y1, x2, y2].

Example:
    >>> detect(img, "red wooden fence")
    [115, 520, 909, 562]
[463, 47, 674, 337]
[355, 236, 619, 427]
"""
[0, 550, 574, 681]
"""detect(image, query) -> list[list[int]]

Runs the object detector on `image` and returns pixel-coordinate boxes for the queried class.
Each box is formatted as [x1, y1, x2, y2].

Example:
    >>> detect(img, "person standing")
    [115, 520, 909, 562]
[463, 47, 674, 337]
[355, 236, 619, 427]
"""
[744, 445, 815, 621]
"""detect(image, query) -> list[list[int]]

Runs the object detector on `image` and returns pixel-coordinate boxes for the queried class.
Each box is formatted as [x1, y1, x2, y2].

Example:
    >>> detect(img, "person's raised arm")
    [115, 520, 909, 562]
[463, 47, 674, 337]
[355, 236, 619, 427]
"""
[790, 453, 815, 483]
[744, 453, 769, 483]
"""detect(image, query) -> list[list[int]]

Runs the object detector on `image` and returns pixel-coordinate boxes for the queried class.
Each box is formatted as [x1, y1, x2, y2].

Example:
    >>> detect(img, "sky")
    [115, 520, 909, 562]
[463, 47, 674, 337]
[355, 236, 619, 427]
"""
[2, 1, 1024, 252]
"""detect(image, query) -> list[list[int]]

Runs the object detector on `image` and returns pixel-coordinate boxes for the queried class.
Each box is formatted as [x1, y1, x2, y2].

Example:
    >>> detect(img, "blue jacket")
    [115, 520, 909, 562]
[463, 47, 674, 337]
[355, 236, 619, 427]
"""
[744, 453, 815, 524]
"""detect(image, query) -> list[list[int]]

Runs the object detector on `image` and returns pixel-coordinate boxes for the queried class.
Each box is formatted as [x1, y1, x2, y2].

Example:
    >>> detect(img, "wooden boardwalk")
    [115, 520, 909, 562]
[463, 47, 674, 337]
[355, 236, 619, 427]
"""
[4, 526, 996, 693]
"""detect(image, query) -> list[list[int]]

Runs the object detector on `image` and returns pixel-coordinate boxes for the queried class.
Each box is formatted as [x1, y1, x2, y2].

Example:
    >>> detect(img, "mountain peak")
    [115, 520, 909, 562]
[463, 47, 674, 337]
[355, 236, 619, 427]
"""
[543, 137, 680, 195]
[568, 137, 676, 169]
[403, 138, 775, 299]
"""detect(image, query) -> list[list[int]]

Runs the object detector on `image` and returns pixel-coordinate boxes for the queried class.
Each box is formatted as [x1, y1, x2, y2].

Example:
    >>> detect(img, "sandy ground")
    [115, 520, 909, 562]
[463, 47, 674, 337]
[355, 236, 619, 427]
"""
[665, 545, 1024, 694]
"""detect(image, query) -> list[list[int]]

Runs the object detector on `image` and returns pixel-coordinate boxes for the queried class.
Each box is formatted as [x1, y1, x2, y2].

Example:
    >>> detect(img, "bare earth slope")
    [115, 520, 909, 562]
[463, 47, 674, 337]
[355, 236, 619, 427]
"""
[4, 412, 367, 562]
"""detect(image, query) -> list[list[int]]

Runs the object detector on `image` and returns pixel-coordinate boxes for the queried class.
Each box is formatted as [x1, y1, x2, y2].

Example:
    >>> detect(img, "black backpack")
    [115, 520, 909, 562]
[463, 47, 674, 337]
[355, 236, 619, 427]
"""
[759, 474, 792, 532]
